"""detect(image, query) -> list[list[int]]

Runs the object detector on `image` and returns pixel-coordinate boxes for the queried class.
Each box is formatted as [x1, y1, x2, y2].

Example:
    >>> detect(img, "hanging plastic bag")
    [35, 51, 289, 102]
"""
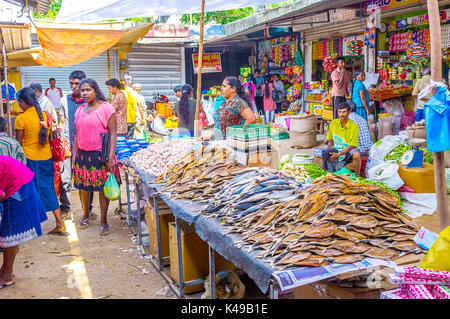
[367, 161, 404, 190]
[369, 135, 404, 161]
[151, 115, 170, 135]
[424, 86, 450, 153]
[104, 172, 121, 201]
[420, 226, 450, 271]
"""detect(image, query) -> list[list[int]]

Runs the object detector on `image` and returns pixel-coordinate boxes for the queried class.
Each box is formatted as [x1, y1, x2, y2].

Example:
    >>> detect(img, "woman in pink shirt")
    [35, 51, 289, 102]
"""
[0, 155, 47, 288]
[72, 78, 119, 236]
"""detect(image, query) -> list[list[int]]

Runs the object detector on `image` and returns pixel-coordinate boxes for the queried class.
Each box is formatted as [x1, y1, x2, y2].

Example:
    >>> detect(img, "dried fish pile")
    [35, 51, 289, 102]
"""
[160, 145, 303, 205]
[210, 174, 424, 270]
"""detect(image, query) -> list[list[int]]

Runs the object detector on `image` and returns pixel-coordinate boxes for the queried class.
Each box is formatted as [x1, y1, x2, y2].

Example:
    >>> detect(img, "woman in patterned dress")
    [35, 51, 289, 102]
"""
[106, 78, 127, 137]
[73, 78, 119, 236]
[212, 76, 256, 140]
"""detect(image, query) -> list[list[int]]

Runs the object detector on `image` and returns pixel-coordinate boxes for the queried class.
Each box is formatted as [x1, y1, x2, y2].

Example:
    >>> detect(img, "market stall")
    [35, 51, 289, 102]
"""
[114, 124, 446, 299]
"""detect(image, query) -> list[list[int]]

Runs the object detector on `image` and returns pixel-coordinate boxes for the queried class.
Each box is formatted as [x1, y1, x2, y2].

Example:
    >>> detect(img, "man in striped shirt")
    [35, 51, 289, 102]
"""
[348, 104, 373, 157]
[0, 117, 26, 164]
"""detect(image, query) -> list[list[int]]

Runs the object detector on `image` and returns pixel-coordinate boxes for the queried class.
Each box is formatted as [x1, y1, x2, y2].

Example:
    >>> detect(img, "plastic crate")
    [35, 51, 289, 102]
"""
[271, 132, 290, 140]
[227, 124, 270, 139]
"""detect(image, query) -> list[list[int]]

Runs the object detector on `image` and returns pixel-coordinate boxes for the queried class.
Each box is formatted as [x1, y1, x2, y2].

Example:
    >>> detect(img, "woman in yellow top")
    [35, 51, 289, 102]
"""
[15, 87, 67, 236]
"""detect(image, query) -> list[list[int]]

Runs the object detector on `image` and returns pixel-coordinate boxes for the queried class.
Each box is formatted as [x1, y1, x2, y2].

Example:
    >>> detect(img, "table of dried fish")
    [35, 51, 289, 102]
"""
[154, 145, 425, 271]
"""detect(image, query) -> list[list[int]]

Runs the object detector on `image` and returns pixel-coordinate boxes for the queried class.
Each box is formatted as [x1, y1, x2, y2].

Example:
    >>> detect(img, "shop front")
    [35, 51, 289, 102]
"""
[256, 32, 304, 116]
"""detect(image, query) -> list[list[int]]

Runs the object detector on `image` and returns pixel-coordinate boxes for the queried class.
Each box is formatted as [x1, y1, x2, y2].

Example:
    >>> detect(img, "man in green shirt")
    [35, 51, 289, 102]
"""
[323, 102, 361, 176]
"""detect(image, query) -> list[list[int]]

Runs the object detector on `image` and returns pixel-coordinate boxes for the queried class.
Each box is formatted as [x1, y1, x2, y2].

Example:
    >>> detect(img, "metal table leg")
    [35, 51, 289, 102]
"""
[125, 171, 133, 227]
[269, 279, 279, 299]
[153, 195, 164, 270]
[136, 181, 142, 246]
[175, 217, 185, 298]
[209, 245, 216, 299]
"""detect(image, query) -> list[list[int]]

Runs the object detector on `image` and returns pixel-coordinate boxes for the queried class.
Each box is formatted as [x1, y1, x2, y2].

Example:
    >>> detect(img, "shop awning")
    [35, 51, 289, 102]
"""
[5, 23, 153, 68]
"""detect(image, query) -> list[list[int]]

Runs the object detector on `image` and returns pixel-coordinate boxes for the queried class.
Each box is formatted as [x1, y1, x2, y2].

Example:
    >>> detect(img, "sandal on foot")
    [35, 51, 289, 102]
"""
[100, 225, 111, 236]
[89, 211, 97, 220]
[78, 219, 89, 229]
[48, 229, 69, 236]
[0, 281, 15, 289]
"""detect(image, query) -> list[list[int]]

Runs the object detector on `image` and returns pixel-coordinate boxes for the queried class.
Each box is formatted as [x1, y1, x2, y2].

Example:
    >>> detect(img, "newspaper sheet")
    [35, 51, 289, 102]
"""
[273, 258, 396, 291]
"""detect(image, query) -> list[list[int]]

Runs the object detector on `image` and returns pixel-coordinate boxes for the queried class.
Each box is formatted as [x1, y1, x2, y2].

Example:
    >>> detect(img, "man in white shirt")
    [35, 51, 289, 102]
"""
[27, 81, 57, 121]
[45, 78, 63, 112]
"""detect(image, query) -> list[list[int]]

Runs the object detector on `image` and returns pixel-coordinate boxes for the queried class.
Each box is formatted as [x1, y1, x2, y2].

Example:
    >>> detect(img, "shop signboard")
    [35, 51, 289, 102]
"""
[365, 0, 420, 14]
[192, 52, 222, 74]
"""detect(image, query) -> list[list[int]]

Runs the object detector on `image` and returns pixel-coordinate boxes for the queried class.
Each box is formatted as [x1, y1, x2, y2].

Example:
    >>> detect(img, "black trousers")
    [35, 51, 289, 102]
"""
[127, 123, 136, 139]
[254, 96, 264, 114]
[332, 96, 347, 119]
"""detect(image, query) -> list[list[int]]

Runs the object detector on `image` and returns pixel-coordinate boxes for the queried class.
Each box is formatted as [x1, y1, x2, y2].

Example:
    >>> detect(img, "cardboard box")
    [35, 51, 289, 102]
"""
[169, 221, 238, 294]
[234, 150, 278, 168]
[145, 203, 174, 266]
[293, 280, 381, 299]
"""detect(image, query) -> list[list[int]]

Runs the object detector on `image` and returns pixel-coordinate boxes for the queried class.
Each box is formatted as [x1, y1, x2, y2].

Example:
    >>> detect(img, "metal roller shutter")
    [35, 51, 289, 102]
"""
[127, 44, 183, 104]
[20, 50, 119, 97]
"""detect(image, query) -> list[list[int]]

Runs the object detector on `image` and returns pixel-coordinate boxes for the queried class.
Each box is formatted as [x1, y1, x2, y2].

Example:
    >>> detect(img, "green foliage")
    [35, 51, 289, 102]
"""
[180, 7, 255, 25]
[34, 0, 62, 19]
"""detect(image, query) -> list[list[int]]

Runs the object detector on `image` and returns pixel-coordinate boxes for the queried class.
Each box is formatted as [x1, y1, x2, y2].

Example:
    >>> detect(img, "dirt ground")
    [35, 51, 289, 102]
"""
[0, 184, 173, 299]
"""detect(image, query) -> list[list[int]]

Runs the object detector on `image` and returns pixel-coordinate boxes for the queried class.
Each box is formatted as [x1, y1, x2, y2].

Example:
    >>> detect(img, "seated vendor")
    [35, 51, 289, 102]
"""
[323, 102, 361, 176]
[349, 103, 373, 157]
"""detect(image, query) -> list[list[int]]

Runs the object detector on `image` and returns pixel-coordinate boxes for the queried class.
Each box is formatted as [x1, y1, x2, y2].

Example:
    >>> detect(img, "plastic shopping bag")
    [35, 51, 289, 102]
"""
[420, 226, 450, 272]
[151, 115, 170, 135]
[104, 173, 121, 201]
[369, 135, 404, 161]
[424, 86, 450, 152]
[367, 161, 404, 190]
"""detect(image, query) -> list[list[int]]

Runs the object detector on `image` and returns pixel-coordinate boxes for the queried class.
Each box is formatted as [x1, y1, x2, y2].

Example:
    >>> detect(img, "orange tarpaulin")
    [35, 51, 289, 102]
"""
[33, 27, 125, 67]
[5, 24, 153, 67]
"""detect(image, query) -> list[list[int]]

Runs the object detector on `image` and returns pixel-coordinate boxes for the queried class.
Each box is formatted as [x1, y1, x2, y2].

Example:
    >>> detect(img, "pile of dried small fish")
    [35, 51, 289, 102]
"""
[209, 174, 424, 269]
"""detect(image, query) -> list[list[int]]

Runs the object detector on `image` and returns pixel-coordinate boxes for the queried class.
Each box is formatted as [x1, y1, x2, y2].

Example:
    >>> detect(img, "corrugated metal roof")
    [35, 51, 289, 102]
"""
[9, 0, 51, 14]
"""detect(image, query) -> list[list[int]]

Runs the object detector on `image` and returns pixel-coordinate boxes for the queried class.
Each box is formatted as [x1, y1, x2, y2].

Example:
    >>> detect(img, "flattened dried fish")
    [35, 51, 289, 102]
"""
[332, 240, 370, 253]
[389, 240, 419, 252]
[310, 248, 345, 257]
[350, 215, 379, 229]
[293, 255, 332, 267]
[303, 221, 337, 238]
[277, 252, 312, 265]
[364, 247, 400, 260]
[333, 254, 365, 264]
[335, 228, 367, 241]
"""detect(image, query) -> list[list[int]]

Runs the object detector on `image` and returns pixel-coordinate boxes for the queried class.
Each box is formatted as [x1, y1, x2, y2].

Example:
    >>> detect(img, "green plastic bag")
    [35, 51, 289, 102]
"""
[334, 167, 357, 178]
[104, 172, 121, 201]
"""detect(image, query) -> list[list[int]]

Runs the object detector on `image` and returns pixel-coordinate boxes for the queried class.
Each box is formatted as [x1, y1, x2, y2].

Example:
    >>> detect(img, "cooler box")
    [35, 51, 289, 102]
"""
[397, 163, 435, 193]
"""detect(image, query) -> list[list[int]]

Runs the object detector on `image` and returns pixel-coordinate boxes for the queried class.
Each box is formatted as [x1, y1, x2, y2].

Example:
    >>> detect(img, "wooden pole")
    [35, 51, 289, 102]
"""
[0, 28, 12, 137]
[427, 0, 450, 231]
[194, 0, 205, 138]
[107, 49, 112, 100]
